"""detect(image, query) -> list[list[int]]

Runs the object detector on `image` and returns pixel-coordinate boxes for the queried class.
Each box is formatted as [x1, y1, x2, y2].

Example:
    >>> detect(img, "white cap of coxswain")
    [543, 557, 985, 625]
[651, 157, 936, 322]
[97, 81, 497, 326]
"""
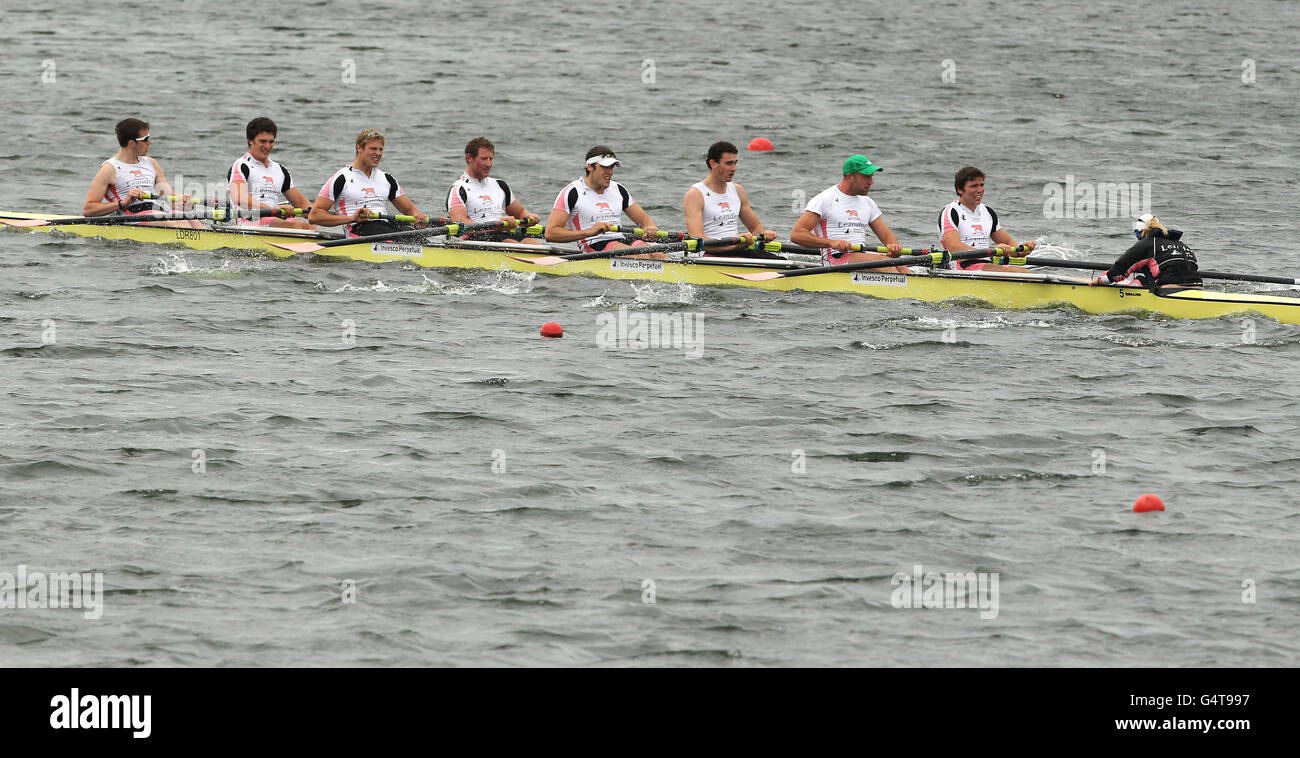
[1134, 214, 1167, 239]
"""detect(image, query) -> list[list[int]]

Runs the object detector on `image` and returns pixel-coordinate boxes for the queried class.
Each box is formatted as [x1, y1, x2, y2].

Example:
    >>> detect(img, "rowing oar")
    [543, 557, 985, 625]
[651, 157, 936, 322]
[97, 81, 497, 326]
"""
[266, 219, 523, 254]
[606, 225, 687, 242]
[0, 209, 260, 227]
[514, 236, 744, 266]
[1002, 256, 1300, 287]
[721, 245, 1030, 282]
[144, 194, 314, 219]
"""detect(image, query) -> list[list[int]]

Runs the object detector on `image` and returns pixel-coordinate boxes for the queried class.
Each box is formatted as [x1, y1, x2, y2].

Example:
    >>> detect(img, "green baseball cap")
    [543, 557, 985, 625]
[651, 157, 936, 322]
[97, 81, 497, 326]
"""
[843, 154, 884, 176]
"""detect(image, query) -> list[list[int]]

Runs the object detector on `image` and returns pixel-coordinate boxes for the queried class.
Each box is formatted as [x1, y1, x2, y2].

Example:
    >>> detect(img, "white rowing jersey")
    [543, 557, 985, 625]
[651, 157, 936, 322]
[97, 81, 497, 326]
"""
[938, 200, 1002, 249]
[317, 164, 405, 228]
[228, 152, 295, 207]
[447, 173, 513, 222]
[804, 185, 882, 263]
[228, 152, 297, 225]
[691, 180, 741, 238]
[101, 156, 158, 209]
[552, 178, 634, 252]
[938, 200, 1003, 268]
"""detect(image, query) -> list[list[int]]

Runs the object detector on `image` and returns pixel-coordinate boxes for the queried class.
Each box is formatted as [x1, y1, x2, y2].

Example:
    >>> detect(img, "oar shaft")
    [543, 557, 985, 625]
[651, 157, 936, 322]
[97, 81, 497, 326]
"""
[311, 220, 510, 249]
[1022, 257, 1300, 286]
[774, 245, 1025, 278]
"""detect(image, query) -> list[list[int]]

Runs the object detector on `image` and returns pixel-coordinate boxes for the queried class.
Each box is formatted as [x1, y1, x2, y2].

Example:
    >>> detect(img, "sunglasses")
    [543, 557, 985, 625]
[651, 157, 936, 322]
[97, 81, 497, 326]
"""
[133, 134, 151, 143]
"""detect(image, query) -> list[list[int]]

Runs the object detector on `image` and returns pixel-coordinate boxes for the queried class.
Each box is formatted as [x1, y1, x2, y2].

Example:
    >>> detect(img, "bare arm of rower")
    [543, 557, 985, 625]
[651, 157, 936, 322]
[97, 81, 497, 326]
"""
[391, 195, 428, 226]
[941, 230, 975, 252]
[791, 211, 851, 253]
[308, 195, 362, 227]
[735, 183, 775, 241]
[544, 207, 609, 243]
[868, 217, 902, 255]
[683, 187, 706, 238]
[149, 159, 189, 208]
[82, 163, 128, 216]
[150, 158, 203, 228]
[448, 205, 472, 224]
[504, 199, 538, 224]
[624, 202, 658, 237]
[990, 227, 1035, 252]
[229, 177, 291, 213]
[284, 187, 311, 211]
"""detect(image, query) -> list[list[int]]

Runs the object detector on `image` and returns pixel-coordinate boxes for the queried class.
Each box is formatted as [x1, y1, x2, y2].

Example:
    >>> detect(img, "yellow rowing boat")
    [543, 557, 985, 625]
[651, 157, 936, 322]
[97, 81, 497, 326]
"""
[4, 211, 1299, 324]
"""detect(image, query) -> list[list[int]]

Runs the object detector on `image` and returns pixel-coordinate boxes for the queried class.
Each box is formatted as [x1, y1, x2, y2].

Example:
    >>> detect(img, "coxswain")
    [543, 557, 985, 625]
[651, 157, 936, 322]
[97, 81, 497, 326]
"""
[1091, 214, 1201, 290]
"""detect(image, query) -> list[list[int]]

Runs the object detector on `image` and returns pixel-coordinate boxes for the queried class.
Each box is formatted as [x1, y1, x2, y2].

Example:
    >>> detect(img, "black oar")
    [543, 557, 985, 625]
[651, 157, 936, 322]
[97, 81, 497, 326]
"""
[739, 240, 923, 258]
[1015, 256, 1300, 287]
[723, 245, 1029, 282]
[267, 219, 521, 253]
[0, 209, 254, 227]
[516, 236, 745, 266]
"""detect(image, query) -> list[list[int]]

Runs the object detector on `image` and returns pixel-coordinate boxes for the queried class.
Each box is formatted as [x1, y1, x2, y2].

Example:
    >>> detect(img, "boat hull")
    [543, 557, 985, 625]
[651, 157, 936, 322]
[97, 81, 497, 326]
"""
[5, 211, 1300, 324]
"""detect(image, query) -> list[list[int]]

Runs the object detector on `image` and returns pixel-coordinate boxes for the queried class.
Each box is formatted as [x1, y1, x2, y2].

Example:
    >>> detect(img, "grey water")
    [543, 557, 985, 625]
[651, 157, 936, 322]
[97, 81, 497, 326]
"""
[0, 0, 1296, 665]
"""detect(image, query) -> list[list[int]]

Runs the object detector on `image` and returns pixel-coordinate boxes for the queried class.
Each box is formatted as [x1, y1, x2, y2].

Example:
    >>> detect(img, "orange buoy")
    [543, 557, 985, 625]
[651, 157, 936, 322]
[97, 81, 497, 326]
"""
[1133, 494, 1165, 513]
[540, 322, 563, 338]
[747, 137, 774, 151]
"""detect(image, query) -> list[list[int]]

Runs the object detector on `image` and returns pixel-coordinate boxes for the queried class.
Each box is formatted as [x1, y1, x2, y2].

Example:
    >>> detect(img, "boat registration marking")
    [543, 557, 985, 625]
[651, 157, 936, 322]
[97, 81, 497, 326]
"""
[370, 243, 424, 257]
[851, 272, 907, 287]
[174, 229, 202, 241]
[611, 258, 664, 273]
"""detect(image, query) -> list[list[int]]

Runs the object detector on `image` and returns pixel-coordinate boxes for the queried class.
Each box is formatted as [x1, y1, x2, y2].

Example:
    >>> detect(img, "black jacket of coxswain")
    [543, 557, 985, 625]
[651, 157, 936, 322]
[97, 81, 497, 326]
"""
[1103, 230, 1201, 288]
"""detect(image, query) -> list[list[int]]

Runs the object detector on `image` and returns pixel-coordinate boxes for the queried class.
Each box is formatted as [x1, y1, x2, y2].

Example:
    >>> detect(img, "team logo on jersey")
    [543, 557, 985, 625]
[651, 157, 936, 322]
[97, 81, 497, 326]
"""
[845, 210, 859, 219]
[595, 202, 611, 211]
[718, 202, 731, 210]
[129, 170, 143, 176]
[263, 176, 274, 183]
[362, 187, 377, 195]
[479, 194, 492, 203]
[972, 224, 983, 232]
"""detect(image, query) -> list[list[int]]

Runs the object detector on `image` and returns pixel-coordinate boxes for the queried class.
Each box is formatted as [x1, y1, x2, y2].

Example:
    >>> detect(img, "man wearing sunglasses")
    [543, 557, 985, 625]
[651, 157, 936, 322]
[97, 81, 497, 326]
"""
[545, 146, 661, 255]
[81, 118, 202, 228]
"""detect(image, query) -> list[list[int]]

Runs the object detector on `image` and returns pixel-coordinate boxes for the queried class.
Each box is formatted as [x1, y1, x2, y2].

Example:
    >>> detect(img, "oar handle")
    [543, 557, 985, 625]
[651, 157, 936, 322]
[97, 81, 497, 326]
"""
[606, 225, 688, 242]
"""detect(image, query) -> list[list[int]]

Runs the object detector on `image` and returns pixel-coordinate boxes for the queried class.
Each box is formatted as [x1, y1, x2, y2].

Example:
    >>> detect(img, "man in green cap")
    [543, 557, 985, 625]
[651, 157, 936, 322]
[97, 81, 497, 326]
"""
[791, 154, 906, 270]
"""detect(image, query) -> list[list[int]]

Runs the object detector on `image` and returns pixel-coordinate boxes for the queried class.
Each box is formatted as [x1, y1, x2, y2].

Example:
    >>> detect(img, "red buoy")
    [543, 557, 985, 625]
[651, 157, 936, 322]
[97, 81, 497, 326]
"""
[747, 137, 774, 151]
[540, 322, 563, 338]
[1133, 494, 1165, 513]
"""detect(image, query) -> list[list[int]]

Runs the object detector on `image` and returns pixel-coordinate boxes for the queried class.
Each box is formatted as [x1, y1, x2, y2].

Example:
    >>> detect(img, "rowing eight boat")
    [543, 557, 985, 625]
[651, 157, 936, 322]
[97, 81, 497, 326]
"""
[4, 211, 1299, 324]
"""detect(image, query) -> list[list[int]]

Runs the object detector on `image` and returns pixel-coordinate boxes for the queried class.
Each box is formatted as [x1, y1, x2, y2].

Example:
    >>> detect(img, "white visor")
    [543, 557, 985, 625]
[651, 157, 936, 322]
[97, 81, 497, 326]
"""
[586, 154, 620, 167]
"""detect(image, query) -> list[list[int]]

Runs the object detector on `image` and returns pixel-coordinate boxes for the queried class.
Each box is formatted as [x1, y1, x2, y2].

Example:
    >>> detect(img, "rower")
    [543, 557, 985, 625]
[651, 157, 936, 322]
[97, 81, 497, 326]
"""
[308, 129, 429, 237]
[545, 146, 663, 258]
[938, 166, 1037, 271]
[446, 136, 541, 244]
[683, 140, 778, 257]
[790, 154, 906, 271]
[81, 118, 202, 229]
[227, 117, 314, 229]
[1090, 214, 1201, 290]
